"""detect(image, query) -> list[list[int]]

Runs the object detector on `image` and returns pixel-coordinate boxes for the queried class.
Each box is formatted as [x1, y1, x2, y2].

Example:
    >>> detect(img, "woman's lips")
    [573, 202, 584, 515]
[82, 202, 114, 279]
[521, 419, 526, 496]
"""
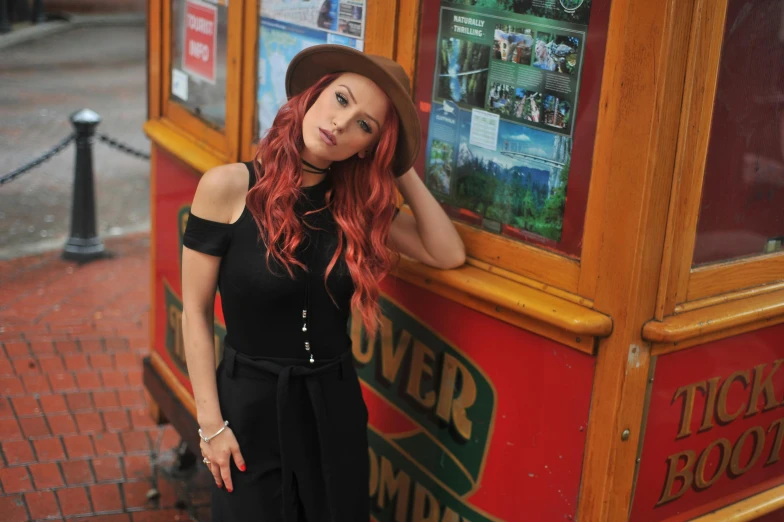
[319, 128, 336, 146]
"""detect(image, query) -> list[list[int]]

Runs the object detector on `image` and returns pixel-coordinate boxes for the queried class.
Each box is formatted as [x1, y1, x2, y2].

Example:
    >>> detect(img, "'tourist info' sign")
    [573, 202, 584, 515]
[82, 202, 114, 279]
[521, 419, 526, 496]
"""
[631, 325, 784, 520]
[183, 0, 217, 84]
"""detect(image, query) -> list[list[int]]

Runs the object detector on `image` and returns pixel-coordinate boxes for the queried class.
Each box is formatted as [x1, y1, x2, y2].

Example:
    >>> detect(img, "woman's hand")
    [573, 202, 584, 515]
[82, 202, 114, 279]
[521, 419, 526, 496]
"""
[200, 427, 246, 492]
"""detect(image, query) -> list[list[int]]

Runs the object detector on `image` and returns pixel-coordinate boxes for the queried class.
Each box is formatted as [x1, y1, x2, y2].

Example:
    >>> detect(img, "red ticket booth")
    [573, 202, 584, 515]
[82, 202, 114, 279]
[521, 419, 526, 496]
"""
[143, 0, 784, 519]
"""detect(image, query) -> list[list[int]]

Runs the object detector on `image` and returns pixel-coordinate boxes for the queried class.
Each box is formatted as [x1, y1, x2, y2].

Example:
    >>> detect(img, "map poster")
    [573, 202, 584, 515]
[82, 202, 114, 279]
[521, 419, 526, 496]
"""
[256, 17, 363, 138]
[260, 0, 367, 40]
[424, 0, 592, 243]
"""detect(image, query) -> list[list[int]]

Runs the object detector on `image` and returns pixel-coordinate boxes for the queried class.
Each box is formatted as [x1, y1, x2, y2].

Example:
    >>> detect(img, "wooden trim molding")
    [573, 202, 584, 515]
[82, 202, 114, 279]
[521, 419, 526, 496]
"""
[688, 482, 784, 522]
[240, 0, 260, 161]
[147, 0, 163, 120]
[455, 220, 581, 294]
[148, 145, 159, 392]
[655, 0, 729, 318]
[394, 0, 421, 82]
[575, 0, 697, 519]
[364, 0, 398, 58]
[466, 258, 593, 308]
[392, 257, 612, 354]
[144, 119, 230, 175]
[688, 253, 784, 302]
[676, 280, 784, 313]
[644, 286, 784, 349]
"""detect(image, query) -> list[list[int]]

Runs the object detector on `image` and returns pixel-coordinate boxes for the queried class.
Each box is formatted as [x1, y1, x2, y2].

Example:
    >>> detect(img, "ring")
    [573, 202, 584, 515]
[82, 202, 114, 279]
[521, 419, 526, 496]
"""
[203, 457, 211, 465]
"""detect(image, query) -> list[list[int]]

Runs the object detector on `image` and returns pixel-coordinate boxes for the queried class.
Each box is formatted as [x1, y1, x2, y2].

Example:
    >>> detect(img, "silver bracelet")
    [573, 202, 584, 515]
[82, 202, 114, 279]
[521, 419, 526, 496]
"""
[198, 420, 229, 443]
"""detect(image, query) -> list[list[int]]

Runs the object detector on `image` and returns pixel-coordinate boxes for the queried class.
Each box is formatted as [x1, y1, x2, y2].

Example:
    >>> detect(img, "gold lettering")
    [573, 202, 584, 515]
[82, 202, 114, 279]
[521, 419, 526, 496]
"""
[730, 426, 765, 476]
[694, 438, 731, 490]
[674, 382, 707, 438]
[746, 360, 783, 416]
[407, 341, 437, 409]
[351, 311, 374, 365]
[699, 377, 721, 432]
[657, 450, 696, 505]
[378, 456, 411, 522]
[368, 447, 379, 497]
[169, 306, 185, 364]
[436, 354, 477, 441]
[440, 508, 461, 522]
[717, 370, 749, 424]
[766, 418, 784, 466]
[412, 483, 440, 522]
[381, 320, 411, 385]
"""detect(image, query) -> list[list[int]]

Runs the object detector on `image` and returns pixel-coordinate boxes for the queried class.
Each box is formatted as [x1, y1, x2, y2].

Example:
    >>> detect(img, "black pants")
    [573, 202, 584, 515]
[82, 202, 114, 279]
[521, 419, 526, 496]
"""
[211, 344, 370, 522]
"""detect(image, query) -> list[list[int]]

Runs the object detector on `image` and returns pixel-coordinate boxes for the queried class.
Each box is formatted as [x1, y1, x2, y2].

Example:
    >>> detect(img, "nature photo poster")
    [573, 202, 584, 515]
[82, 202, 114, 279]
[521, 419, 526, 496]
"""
[424, 0, 592, 243]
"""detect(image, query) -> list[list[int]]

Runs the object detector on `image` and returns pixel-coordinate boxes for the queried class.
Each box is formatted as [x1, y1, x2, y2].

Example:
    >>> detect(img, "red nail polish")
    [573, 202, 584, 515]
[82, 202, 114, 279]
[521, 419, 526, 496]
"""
[239, 464, 246, 472]
[228, 487, 233, 493]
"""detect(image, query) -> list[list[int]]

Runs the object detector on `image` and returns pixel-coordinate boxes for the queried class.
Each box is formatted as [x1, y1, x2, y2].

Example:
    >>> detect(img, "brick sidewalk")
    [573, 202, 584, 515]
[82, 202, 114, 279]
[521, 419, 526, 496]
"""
[0, 234, 212, 521]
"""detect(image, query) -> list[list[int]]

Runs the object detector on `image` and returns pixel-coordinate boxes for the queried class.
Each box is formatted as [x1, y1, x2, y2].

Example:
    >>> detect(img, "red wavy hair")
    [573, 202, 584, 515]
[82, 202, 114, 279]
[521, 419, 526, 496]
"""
[247, 73, 400, 334]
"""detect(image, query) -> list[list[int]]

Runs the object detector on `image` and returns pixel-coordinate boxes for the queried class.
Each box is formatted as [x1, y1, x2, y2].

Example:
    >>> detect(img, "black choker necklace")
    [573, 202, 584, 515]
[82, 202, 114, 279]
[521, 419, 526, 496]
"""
[302, 159, 330, 173]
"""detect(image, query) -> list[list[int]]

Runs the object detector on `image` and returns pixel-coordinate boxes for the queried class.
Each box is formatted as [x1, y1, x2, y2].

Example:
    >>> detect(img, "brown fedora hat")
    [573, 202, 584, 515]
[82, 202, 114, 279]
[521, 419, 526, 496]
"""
[285, 44, 421, 177]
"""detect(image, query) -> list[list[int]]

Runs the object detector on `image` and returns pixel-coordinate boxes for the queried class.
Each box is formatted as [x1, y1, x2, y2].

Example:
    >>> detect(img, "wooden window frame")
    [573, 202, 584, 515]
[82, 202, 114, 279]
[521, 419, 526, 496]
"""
[656, 0, 784, 319]
[396, 0, 584, 297]
[161, 0, 243, 164]
[393, 0, 585, 296]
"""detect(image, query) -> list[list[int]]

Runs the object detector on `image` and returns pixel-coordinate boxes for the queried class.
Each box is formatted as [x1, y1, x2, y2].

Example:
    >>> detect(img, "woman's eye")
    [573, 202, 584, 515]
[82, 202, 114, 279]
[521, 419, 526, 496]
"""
[336, 92, 348, 106]
[359, 120, 372, 134]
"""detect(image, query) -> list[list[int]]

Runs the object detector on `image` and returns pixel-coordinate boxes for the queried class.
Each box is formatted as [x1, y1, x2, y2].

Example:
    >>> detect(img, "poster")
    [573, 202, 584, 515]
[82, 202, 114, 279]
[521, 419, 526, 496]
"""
[261, 0, 367, 39]
[257, 3, 365, 138]
[424, 0, 593, 242]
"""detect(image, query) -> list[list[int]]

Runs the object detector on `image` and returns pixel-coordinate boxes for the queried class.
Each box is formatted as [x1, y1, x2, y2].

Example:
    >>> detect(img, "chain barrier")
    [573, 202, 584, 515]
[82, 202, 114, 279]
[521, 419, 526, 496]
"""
[0, 134, 75, 186]
[0, 132, 150, 186]
[97, 133, 151, 160]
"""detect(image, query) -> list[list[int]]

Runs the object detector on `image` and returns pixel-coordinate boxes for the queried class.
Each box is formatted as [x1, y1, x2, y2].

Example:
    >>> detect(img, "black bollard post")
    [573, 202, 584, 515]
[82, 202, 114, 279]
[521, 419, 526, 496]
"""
[63, 109, 106, 262]
[31, 0, 46, 24]
[0, 0, 11, 34]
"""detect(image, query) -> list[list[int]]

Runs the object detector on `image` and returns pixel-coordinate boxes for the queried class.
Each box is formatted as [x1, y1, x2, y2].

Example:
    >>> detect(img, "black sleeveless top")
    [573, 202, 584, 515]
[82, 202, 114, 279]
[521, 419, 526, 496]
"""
[182, 162, 357, 361]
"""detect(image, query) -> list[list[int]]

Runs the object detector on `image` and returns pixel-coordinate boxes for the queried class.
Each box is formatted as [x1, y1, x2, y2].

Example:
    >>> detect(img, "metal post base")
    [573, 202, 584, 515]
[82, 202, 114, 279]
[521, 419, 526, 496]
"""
[62, 236, 105, 262]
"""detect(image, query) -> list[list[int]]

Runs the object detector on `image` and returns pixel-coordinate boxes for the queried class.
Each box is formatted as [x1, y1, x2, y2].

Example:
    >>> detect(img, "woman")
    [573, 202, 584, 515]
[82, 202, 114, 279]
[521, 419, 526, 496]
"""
[180, 44, 465, 521]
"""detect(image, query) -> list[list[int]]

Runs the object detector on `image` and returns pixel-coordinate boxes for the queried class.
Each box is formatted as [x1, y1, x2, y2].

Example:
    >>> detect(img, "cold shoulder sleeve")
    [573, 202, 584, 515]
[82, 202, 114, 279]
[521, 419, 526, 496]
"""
[182, 212, 234, 257]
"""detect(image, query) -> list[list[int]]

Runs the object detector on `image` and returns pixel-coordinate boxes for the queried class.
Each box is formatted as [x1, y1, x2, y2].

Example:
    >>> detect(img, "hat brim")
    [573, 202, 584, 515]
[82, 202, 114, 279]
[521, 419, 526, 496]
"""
[285, 45, 421, 177]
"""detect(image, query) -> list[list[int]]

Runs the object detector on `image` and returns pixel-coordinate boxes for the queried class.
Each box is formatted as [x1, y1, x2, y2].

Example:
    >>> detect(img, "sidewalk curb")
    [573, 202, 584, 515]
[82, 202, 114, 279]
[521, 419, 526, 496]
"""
[0, 12, 145, 51]
[0, 220, 151, 261]
[0, 21, 71, 50]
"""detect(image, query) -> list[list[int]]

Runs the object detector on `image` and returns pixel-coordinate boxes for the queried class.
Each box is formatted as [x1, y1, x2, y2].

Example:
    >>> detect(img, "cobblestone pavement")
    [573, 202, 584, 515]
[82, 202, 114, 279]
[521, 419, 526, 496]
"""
[0, 234, 214, 521]
[0, 24, 150, 260]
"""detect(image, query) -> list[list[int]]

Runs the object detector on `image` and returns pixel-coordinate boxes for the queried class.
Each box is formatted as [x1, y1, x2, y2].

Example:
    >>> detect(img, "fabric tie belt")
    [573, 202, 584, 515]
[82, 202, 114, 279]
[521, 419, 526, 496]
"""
[222, 343, 354, 522]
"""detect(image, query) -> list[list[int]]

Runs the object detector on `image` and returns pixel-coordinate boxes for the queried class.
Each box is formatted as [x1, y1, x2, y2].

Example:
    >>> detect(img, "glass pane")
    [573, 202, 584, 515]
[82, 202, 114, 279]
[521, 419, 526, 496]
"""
[170, 0, 229, 130]
[413, 0, 611, 259]
[693, 0, 784, 266]
[255, 1, 367, 140]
